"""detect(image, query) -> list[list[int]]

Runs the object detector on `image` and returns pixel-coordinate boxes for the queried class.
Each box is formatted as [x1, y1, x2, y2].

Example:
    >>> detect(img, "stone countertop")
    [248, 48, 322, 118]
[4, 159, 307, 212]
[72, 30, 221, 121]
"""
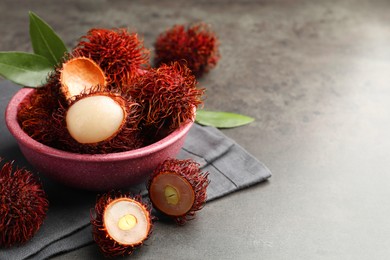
[1, 0, 390, 259]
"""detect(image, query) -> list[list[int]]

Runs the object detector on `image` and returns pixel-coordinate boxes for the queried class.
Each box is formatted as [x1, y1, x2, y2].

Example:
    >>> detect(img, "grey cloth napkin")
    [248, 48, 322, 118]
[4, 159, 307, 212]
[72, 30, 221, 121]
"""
[0, 82, 271, 260]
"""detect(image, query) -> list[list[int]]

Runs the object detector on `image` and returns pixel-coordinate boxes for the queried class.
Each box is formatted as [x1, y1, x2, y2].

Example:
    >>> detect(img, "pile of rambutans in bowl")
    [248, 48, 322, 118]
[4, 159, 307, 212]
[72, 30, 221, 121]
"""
[5, 24, 220, 191]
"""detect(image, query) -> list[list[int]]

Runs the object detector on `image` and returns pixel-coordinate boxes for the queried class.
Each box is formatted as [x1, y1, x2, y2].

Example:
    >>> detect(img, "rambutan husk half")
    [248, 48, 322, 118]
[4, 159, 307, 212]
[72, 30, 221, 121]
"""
[147, 158, 209, 225]
[126, 61, 204, 140]
[73, 28, 150, 87]
[59, 56, 107, 101]
[0, 159, 49, 248]
[52, 89, 143, 154]
[154, 22, 220, 77]
[91, 192, 153, 257]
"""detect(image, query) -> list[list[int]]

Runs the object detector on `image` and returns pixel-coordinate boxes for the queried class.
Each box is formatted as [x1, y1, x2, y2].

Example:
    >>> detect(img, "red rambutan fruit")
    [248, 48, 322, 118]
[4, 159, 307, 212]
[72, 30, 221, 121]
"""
[73, 28, 150, 86]
[147, 158, 209, 225]
[17, 70, 66, 147]
[0, 159, 49, 247]
[127, 61, 205, 137]
[91, 192, 153, 257]
[52, 89, 143, 154]
[154, 22, 220, 77]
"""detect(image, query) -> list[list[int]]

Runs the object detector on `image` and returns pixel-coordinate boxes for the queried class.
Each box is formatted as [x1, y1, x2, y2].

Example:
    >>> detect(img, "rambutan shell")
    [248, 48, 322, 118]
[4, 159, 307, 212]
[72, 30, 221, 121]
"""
[60, 57, 106, 101]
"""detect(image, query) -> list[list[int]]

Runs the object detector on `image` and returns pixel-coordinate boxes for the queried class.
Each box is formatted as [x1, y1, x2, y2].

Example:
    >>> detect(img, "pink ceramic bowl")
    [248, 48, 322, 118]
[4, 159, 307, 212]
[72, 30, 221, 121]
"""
[5, 88, 193, 191]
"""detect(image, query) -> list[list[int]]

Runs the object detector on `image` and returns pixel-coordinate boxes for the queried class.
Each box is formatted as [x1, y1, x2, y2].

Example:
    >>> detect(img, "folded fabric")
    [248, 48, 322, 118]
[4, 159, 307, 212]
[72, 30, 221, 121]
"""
[0, 81, 271, 260]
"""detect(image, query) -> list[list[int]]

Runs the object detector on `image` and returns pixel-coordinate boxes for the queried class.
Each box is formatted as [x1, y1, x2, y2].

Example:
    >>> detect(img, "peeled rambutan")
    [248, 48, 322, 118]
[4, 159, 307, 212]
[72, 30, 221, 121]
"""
[59, 56, 107, 101]
[91, 192, 153, 257]
[127, 61, 204, 137]
[73, 28, 150, 86]
[147, 158, 209, 225]
[52, 89, 143, 154]
[154, 22, 220, 77]
[0, 159, 49, 247]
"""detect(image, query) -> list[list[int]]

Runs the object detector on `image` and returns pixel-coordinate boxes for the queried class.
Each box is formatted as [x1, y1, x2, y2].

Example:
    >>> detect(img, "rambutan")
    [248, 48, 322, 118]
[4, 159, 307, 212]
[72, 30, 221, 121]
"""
[127, 62, 204, 137]
[17, 71, 65, 147]
[73, 28, 150, 86]
[147, 158, 209, 225]
[52, 89, 143, 154]
[0, 159, 49, 247]
[154, 23, 220, 77]
[91, 192, 153, 257]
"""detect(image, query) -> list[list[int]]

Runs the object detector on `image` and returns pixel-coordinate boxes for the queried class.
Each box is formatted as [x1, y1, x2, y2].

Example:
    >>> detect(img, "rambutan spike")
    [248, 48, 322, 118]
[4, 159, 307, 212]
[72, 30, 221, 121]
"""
[91, 191, 153, 257]
[147, 158, 210, 225]
[0, 159, 49, 248]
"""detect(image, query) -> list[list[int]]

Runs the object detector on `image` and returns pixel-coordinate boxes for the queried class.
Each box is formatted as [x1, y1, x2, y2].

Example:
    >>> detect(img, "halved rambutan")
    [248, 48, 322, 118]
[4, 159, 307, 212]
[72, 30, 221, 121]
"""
[147, 158, 209, 225]
[73, 28, 150, 86]
[52, 89, 143, 154]
[127, 61, 204, 137]
[0, 159, 49, 247]
[154, 22, 220, 77]
[91, 192, 153, 257]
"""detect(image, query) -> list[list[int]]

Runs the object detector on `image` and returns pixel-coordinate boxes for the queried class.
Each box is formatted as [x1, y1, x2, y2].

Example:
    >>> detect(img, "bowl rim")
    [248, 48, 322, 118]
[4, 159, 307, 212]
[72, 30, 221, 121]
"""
[5, 87, 194, 162]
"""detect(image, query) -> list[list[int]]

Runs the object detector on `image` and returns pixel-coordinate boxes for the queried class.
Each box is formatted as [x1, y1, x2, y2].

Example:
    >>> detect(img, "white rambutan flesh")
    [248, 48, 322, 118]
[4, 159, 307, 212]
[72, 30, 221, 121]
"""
[66, 95, 125, 144]
[104, 198, 150, 245]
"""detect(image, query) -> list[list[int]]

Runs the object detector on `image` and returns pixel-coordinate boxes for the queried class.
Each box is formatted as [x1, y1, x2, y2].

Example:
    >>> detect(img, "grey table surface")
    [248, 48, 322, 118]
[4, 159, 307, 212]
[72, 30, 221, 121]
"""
[1, 0, 390, 259]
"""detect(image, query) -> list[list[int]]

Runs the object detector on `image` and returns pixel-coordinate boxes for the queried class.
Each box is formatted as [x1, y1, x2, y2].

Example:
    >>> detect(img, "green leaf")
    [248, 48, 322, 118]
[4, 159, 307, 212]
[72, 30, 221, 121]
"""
[29, 11, 67, 66]
[196, 110, 255, 128]
[0, 52, 53, 87]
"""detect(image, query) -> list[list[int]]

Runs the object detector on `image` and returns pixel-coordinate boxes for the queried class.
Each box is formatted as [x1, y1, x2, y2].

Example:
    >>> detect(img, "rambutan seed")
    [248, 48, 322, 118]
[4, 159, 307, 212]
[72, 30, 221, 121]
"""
[91, 192, 153, 257]
[0, 159, 49, 248]
[147, 158, 209, 225]
[60, 57, 107, 101]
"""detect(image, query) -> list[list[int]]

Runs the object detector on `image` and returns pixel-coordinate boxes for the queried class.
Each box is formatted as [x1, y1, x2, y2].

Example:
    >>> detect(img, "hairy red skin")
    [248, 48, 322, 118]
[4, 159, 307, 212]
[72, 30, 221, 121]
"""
[147, 158, 209, 225]
[0, 160, 49, 248]
[91, 192, 153, 257]
[127, 62, 204, 139]
[17, 69, 67, 147]
[154, 23, 220, 77]
[74, 28, 150, 87]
